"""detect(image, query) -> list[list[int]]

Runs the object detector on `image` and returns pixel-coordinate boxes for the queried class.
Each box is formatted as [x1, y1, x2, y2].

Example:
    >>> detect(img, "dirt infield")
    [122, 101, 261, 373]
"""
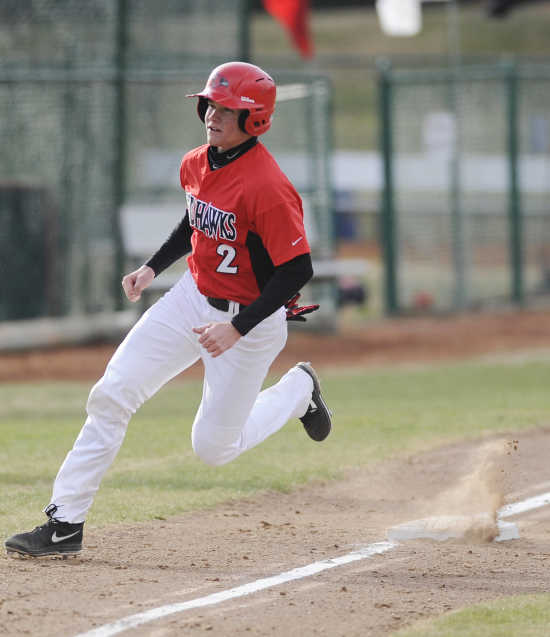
[2, 308, 550, 636]
[2, 430, 550, 637]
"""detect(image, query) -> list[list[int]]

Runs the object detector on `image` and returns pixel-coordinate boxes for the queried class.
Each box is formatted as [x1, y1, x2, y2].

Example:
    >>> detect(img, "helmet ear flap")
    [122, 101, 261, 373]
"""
[238, 110, 249, 134]
[197, 96, 208, 122]
[199, 101, 251, 135]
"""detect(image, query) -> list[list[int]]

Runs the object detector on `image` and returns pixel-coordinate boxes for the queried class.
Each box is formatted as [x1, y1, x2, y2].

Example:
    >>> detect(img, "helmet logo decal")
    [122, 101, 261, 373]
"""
[213, 74, 229, 88]
[240, 96, 255, 103]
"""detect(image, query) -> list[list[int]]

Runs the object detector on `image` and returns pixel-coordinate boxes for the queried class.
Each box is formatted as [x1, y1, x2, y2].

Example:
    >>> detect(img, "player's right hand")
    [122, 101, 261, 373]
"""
[122, 265, 155, 302]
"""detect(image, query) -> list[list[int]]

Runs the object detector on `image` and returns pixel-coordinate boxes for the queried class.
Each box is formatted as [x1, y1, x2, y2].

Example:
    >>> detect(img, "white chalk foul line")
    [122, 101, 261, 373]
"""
[75, 541, 396, 637]
[499, 491, 550, 519]
[75, 490, 550, 637]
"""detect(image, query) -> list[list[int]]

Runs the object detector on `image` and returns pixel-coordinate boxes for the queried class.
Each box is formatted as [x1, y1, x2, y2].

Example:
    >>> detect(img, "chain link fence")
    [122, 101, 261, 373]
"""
[379, 62, 550, 315]
[0, 0, 333, 324]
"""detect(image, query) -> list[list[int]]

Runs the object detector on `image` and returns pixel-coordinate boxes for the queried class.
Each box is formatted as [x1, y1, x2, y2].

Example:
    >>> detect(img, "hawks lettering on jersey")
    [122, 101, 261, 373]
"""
[181, 142, 310, 305]
[186, 192, 237, 242]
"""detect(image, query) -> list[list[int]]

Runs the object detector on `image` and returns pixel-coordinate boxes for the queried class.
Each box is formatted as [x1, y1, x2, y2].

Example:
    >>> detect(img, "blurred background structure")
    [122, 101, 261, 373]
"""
[2, 0, 550, 346]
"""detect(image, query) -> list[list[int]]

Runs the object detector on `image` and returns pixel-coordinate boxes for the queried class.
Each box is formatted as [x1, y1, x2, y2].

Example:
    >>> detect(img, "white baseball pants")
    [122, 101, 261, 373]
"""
[49, 271, 313, 523]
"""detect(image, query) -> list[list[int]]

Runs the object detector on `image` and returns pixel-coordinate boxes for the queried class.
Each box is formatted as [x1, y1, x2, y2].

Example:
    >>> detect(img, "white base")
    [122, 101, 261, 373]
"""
[387, 514, 519, 543]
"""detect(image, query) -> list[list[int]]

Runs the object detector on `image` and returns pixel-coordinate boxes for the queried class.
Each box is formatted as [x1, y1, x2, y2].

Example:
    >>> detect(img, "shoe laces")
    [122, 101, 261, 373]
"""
[31, 503, 62, 532]
[45, 503, 58, 519]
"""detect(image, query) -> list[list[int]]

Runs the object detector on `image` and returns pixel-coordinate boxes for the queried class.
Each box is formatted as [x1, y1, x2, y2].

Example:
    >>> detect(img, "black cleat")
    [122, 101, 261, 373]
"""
[5, 504, 83, 558]
[296, 362, 332, 442]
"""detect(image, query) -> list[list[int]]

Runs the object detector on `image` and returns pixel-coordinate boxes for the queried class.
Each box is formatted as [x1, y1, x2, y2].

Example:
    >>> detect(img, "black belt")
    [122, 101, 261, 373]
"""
[207, 296, 247, 313]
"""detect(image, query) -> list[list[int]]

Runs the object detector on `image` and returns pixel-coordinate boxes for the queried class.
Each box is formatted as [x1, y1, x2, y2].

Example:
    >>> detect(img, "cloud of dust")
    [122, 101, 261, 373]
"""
[429, 438, 519, 543]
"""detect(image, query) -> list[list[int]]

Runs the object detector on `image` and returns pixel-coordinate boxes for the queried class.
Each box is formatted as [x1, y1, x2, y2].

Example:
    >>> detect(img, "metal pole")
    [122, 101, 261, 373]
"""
[378, 60, 398, 315]
[113, 0, 128, 310]
[447, 0, 467, 310]
[61, 50, 76, 315]
[506, 61, 524, 304]
[239, 0, 251, 62]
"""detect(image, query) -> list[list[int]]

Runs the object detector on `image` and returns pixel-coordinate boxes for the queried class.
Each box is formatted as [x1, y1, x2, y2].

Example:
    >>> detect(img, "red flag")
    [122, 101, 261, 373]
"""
[262, 0, 314, 59]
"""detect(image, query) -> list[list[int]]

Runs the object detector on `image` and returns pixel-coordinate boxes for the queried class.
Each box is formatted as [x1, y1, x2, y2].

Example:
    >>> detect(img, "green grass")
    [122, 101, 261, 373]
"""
[392, 593, 550, 637]
[1, 357, 549, 538]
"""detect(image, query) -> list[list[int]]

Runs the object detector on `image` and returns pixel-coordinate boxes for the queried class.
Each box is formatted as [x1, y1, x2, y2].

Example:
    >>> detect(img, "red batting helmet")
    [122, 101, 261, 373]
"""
[187, 61, 276, 136]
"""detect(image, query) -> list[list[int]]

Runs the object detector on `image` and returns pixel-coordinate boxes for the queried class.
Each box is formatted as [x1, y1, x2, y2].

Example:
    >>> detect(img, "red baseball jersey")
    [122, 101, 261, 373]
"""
[180, 142, 311, 305]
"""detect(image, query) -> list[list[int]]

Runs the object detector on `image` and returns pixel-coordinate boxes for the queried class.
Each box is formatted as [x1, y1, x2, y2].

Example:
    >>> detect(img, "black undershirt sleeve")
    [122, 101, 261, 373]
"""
[145, 211, 192, 276]
[231, 253, 314, 336]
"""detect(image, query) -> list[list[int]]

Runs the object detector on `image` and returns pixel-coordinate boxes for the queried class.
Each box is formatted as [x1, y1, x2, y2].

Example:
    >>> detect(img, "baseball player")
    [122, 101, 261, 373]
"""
[5, 61, 332, 558]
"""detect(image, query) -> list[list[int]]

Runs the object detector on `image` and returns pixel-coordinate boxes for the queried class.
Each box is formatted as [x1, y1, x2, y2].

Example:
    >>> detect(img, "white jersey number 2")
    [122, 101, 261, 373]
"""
[216, 244, 238, 274]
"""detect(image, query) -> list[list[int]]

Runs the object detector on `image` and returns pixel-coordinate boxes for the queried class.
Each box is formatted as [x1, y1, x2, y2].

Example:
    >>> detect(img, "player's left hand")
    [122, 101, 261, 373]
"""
[193, 322, 241, 357]
[285, 293, 320, 322]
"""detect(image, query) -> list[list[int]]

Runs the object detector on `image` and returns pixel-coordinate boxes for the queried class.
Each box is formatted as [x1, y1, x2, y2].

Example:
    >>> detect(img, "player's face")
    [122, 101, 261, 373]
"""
[205, 100, 252, 152]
